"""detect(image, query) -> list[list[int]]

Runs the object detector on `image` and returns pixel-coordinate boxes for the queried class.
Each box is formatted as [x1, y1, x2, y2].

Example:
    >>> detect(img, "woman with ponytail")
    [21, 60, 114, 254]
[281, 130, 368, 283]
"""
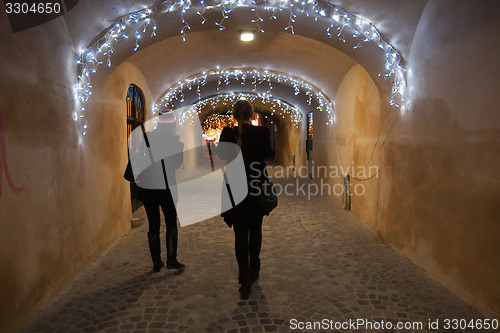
[219, 100, 273, 300]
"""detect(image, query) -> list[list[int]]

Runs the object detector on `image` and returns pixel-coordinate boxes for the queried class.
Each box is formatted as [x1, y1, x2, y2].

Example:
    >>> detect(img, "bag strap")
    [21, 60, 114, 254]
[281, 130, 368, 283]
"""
[223, 167, 236, 208]
[130, 125, 169, 188]
[140, 123, 155, 165]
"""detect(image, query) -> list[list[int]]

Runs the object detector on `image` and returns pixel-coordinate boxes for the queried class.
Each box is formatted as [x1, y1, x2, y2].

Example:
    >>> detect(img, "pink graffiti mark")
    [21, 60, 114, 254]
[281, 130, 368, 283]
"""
[0, 113, 24, 197]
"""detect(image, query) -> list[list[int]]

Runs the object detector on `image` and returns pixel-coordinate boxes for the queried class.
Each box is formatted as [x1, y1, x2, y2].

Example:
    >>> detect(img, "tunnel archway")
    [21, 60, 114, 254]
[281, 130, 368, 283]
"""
[101, 29, 388, 225]
[3, 1, 500, 331]
[74, 0, 401, 193]
[96, 25, 386, 217]
[74, 0, 406, 131]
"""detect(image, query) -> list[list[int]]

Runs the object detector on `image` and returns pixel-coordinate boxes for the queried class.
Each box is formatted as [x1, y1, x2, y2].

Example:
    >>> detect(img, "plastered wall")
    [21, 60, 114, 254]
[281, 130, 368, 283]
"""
[275, 118, 306, 171]
[0, 19, 143, 333]
[377, 0, 500, 316]
[336, 65, 382, 226]
[313, 64, 382, 226]
[313, 1, 500, 316]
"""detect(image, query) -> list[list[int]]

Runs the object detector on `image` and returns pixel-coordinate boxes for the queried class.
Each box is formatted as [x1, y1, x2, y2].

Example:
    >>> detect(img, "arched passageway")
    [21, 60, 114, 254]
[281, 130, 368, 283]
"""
[1, 1, 500, 332]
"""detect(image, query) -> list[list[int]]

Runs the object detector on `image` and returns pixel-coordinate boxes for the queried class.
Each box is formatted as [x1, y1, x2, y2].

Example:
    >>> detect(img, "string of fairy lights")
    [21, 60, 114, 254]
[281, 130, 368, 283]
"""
[156, 69, 330, 127]
[178, 92, 303, 128]
[74, 0, 406, 136]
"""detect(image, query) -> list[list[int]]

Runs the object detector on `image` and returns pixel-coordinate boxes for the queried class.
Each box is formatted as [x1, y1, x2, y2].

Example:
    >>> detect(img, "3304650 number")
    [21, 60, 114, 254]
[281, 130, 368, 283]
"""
[443, 318, 499, 330]
[5, 2, 61, 14]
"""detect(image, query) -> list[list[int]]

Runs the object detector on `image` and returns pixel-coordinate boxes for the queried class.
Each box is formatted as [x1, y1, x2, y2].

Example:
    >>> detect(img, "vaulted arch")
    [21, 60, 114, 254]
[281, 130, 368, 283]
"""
[74, 0, 407, 134]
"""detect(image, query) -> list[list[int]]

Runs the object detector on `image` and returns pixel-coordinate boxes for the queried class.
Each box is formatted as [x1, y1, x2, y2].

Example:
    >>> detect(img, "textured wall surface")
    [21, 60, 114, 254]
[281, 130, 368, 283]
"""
[275, 119, 305, 171]
[377, 0, 500, 316]
[0, 20, 144, 333]
[331, 64, 382, 226]
[313, 0, 500, 316]
[0, 13, 80, 333]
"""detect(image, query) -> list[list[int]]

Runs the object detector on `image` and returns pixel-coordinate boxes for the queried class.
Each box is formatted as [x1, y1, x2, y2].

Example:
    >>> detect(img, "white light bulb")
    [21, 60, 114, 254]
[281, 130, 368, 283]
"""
[240, 32, 255, 41]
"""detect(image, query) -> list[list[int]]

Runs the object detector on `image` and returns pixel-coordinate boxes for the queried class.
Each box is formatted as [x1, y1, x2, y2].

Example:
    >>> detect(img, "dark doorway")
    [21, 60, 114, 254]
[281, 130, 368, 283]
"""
[126, 84, 145, 212]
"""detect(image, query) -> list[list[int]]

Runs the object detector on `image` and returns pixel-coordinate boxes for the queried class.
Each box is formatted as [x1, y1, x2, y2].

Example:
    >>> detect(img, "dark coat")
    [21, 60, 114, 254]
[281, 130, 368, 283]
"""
[125, 128, 183, 205]
[219, 124, 272, 225]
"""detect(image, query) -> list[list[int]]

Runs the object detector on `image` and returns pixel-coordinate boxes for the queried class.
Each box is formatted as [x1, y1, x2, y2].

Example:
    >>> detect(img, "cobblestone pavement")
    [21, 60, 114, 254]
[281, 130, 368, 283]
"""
[23, 169, 481, 332]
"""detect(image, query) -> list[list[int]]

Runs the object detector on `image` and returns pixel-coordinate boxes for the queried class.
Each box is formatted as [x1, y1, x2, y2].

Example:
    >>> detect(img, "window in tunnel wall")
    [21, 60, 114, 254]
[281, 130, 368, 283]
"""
[126, 84, 145, 212]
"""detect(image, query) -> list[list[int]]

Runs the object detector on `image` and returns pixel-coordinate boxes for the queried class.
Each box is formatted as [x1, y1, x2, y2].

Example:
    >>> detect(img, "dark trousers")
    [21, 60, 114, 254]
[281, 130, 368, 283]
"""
[143, 193, 177, 234]
[233, 218, 263, 273]
[143, 191, 180, 264]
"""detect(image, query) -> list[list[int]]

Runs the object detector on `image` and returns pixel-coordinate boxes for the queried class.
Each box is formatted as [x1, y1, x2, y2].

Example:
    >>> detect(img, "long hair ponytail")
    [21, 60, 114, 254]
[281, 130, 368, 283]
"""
[233, 100, 253, 147]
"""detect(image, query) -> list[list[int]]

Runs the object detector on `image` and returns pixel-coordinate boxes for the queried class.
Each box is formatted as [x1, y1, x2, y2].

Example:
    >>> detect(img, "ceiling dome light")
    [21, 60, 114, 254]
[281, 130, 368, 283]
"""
[240, 31, 255, 42]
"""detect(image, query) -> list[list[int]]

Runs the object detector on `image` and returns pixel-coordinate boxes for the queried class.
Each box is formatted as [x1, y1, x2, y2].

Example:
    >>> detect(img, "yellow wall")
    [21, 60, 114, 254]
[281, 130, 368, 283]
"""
[275, 118, 306, 171]
[376, 0, 500, 316]
[0, 21, 148, 332]
[335, 64, 382, 226]
[311, 2, 500, 317]
[313, 64, 381, 226]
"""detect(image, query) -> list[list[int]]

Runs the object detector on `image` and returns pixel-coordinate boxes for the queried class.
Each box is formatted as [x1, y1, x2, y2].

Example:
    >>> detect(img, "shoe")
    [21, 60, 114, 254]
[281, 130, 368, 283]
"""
[166, 259, 185, 270]
[238, 270, 251, 299]
[153, 260, 165, 272]
[239, 284, 251, 300]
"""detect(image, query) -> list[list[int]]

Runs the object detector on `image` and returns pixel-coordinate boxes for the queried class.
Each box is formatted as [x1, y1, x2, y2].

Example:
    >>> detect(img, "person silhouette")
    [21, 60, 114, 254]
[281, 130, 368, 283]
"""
[219, 100, 272, 299]
[125, 109, 185, 272]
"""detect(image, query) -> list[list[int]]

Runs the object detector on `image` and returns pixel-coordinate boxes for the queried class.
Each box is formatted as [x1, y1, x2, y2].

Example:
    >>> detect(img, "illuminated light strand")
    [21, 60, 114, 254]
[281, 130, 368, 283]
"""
[285, 0, 296, 34]
[196, 0, 207, 23]
[75, 0, 405, 136]
[250, 0, 265, 33]
[178, 92, 303, 129]
[155, 69, 334, 126]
